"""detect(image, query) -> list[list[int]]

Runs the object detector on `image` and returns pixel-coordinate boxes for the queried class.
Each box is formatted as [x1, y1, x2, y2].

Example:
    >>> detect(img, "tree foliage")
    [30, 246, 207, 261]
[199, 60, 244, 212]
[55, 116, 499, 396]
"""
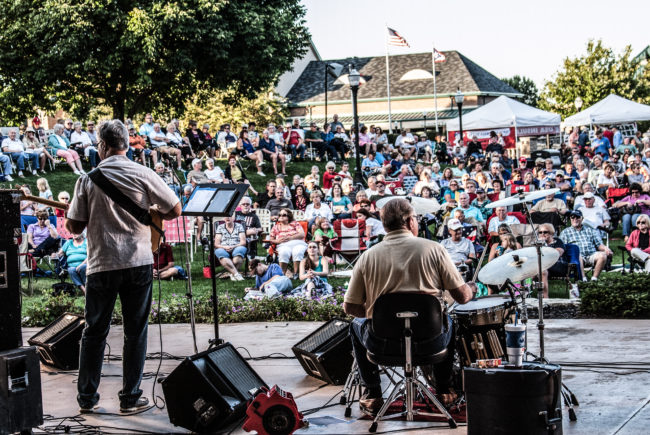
[501, 75, 539, 107]
[0, 0, 310, 122]
[181, 86, 288, 133]
[539, 40, 650, 118]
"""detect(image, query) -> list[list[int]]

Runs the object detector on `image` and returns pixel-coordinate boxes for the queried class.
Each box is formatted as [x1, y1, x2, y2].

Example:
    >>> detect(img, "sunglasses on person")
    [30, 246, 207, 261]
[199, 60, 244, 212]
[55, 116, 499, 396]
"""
[360, 204, 370, 208]
[60, 197, 70, 201]
[631, 191, 641, 194]
[278, 213, 289, 217]
[38, 217, 48, 221]
[538, 230, 551, 234]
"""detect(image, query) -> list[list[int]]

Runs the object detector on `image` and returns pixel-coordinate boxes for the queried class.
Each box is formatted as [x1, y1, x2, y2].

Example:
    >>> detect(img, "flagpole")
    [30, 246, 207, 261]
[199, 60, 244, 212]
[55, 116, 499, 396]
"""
[385, 26, 393, 134]
[432, 44, 439, 134]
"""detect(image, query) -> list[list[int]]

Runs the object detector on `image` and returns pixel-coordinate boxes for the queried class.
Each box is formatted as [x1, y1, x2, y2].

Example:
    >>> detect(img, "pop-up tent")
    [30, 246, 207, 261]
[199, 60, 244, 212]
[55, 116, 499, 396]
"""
[446, 95, 561, 148]
[563, 94, 650, 127]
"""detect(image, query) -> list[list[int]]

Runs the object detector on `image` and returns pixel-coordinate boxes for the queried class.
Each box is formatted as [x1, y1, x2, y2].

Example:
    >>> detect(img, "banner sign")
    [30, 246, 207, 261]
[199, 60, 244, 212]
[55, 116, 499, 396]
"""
[516, 125, 560, 136]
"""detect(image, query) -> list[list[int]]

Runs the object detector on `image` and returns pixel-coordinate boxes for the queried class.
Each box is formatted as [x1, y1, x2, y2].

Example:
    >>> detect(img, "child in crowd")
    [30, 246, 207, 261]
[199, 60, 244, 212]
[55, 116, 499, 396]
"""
[36, 178, 54, 212]
[312, 217, 336, 256]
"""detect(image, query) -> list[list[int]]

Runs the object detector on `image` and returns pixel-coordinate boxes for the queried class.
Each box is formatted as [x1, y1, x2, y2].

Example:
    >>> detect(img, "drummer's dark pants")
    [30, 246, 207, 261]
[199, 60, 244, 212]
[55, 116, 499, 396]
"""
[351, 316, 454, 398]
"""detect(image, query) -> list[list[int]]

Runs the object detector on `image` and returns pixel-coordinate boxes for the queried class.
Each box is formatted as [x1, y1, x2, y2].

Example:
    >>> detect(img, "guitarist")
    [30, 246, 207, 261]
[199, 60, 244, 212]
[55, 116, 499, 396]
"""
[66, 119, 181, 414]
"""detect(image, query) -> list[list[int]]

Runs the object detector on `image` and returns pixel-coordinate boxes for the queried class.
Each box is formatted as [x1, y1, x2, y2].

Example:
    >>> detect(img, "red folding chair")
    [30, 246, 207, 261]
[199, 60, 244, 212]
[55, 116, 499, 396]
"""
[329, 219, 367, 270]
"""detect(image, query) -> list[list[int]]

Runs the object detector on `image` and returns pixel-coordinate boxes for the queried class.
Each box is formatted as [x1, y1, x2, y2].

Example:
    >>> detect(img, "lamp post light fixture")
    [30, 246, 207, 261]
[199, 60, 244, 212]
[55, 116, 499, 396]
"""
[455, 88, 465, 146]
[574, 96, 583, 111]
[348, 67, 364, 186]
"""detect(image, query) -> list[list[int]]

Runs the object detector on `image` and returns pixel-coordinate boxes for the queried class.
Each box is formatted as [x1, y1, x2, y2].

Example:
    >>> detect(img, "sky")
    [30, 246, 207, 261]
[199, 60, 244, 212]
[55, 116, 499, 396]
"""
[302, 0, 649, 89]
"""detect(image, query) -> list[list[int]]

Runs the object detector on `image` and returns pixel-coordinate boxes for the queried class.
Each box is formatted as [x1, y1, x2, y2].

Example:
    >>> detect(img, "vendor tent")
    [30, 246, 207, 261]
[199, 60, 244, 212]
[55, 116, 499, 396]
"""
[563, 94, 650, 127]
[446, 95, 561, 131]
[446, 96, 560, 147]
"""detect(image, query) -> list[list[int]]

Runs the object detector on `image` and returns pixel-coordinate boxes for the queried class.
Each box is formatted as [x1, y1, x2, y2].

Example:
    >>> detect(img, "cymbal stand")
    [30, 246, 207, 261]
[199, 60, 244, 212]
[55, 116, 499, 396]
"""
[521, 201, 546, 360]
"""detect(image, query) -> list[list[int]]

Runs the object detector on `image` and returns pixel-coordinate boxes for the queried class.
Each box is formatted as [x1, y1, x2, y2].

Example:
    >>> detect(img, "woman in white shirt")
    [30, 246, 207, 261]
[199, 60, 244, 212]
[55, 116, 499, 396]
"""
[23, 127, 54, 173]
[167, 122, 195, 164]
[304, 191, 333, 229]
[70, 122, 99, 169]
[596, 164, 618, 196]
[204, 158, 225, 182]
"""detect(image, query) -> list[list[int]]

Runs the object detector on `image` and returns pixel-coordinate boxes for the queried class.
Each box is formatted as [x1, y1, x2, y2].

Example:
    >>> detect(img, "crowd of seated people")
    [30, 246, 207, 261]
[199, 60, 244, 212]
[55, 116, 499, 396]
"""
[10, 114, 650, 301]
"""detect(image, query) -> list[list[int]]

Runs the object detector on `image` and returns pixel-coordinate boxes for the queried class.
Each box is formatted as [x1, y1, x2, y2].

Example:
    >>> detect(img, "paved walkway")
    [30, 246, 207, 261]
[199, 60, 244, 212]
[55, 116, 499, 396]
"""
[24, 319, 650, 434]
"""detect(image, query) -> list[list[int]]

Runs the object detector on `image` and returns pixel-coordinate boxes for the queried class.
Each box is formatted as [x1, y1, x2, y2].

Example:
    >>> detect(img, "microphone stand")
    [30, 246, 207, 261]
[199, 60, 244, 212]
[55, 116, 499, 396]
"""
[169, 168, 198, 354]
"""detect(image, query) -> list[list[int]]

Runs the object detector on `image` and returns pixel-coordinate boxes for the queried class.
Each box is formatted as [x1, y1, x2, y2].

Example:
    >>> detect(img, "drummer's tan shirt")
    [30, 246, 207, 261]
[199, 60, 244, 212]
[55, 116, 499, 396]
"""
[345, 229, 465, 318]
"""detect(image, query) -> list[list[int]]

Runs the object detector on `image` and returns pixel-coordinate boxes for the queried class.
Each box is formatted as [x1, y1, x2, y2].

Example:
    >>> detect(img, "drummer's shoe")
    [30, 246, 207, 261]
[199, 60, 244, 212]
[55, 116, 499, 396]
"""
[359, 393, 384, 416]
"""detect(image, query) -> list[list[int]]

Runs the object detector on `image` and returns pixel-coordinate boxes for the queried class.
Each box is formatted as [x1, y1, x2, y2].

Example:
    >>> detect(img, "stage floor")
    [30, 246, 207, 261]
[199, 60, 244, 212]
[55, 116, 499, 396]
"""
[24, 318, 650, 434]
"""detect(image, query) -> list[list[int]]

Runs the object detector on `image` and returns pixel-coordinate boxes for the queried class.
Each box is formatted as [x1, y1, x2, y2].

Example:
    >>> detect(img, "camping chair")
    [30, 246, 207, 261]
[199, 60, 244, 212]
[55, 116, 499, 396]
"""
[329, 218, 367, 270]
[617, 245, 646, 274]
[548, 243, 582, 296]
[265, 220, 308, 264]
[401, 176, 418, 195]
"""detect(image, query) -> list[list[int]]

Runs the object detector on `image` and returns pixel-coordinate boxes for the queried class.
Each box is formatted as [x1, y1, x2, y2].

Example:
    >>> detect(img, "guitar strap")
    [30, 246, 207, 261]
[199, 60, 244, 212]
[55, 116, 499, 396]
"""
[87, 168, 164, 238]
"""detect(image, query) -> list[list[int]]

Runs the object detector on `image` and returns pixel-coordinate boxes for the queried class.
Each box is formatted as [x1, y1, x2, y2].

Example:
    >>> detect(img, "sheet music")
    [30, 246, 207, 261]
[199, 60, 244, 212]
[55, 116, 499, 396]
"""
[184, 188, 215, 213]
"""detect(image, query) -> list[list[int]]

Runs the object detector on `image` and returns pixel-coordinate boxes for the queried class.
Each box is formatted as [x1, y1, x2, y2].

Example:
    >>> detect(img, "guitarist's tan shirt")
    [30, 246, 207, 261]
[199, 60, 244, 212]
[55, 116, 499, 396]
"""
[67, 155, 179, 274]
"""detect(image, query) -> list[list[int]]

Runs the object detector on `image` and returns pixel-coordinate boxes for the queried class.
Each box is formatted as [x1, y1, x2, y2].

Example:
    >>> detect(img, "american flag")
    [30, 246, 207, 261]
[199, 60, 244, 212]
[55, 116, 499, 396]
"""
[387, 28, 409, 47]
[433, 48, 446, 63]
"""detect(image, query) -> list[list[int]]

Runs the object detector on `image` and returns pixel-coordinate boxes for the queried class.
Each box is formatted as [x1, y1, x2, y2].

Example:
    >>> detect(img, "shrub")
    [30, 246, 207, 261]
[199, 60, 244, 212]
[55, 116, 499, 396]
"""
[580, 273, 650, 318]
[22, 293, 83, 327]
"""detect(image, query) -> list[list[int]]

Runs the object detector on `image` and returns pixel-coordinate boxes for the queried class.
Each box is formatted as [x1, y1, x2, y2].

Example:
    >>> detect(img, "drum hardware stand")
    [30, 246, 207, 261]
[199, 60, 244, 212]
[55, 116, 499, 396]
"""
[339, 359, 404, 417]
[521, 201, 579, 421]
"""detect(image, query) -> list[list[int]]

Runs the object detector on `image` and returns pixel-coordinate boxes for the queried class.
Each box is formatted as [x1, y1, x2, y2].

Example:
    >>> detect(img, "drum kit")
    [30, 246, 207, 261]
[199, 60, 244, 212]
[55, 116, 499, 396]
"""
[445, 187, 578, 421]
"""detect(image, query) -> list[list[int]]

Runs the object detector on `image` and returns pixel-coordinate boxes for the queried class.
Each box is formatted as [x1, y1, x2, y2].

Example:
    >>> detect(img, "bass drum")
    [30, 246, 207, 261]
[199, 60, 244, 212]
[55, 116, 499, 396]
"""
[450, 295, 514, 367]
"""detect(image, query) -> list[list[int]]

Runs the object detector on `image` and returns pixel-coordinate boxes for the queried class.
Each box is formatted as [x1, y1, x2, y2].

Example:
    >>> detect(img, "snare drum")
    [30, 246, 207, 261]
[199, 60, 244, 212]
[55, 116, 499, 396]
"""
[450, 295, 514, 367]
[450, 295, 512, 326]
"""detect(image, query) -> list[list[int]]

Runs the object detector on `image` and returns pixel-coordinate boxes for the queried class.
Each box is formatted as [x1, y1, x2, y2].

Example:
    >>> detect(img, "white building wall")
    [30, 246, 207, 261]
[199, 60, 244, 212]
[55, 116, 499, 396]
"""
[275, 41, 321, 97]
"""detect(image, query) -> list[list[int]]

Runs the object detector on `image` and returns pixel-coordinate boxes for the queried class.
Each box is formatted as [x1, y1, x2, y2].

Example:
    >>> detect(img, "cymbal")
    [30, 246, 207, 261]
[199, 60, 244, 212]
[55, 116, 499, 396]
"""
[487, 188, 560, 209]
[478, 246, 560, 285]
[375, 195, 442, 215]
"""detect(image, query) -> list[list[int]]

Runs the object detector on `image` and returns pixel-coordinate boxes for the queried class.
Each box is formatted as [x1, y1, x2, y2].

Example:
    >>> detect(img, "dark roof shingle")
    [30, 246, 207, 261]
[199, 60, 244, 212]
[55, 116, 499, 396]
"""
[286, 51, 522, 105]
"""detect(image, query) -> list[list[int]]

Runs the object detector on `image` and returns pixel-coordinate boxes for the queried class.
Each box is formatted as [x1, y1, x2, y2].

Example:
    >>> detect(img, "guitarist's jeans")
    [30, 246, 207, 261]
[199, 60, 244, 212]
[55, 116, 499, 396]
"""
[77, 265, 153, 408]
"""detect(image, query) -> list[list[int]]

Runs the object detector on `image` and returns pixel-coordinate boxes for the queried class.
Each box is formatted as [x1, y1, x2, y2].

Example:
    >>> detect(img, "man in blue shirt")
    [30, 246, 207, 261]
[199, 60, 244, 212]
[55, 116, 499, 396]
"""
[249, 259, 293, 297]
[139, 113, 155, 137]
[591, 131, 612, 159]
[362, 151, 382, 177]
[452, 192, 485, 224]
[612, 127, 623, 149]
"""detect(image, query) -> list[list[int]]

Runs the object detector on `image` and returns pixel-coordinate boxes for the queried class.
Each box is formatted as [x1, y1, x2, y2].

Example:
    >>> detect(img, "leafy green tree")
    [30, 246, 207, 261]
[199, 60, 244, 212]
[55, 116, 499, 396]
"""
[501, 75, 539, 107]
[0, 0, 309, 122]
[539, 40, 650, 118]
[182, 87, 288, 133]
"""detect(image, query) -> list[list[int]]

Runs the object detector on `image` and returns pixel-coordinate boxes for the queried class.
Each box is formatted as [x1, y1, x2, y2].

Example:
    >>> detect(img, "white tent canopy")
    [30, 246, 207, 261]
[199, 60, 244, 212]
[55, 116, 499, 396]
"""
[563, 94, 650, 127]
[446, 95, 560, 131]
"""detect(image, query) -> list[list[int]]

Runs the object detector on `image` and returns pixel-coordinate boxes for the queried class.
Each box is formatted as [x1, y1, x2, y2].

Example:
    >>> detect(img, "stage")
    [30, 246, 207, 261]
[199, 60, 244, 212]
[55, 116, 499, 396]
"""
[26, 318, 650, 434]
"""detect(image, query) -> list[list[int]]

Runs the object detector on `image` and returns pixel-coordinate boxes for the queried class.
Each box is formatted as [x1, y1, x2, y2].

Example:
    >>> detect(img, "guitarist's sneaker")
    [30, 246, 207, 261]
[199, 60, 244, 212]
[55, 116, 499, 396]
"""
[120, 397, 149, 413]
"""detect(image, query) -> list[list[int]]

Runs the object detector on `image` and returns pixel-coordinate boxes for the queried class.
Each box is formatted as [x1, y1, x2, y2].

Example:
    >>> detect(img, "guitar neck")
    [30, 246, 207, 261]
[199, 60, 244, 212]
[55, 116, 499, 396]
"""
[22, 194, 69, 210]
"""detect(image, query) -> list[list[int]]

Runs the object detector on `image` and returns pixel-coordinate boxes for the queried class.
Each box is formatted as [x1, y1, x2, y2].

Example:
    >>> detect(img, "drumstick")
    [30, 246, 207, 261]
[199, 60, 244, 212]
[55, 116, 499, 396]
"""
[461, 337, 472, 366]
[488, 331, 499, 359]
[492, 330, 505, 358]
[472, 241, 489, 282]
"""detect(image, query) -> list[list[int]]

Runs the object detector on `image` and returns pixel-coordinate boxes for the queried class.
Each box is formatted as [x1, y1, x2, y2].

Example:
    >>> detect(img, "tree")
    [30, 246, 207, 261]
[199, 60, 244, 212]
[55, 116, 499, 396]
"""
[539, 40, 650, 118]
[501, 75, 539, 107]
[0, 0, 310, 122]
[182, 87, 288, 133]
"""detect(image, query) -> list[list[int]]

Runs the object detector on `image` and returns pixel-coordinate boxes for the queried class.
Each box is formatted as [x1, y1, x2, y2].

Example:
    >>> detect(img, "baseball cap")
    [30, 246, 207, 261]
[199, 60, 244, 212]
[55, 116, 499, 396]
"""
[519, 157, 527, 162]
[376, 180, 386, 186]
[476, 188, 485, 194]
[628, 156, 636, 163]
[447, 219, 463, 231]
[535, 157, 545, 164]
[570, 210, 583, 218]
[583, 192, 594, 199]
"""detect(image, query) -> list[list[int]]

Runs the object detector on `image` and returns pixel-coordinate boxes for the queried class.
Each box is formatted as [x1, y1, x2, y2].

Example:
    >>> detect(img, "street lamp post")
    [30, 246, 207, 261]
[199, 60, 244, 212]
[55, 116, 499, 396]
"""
[574, 96, 583, 111]
[324, 62, 344, 125]
[348, 67, 364, 186]
[423, 111, 428, 136]
[455, 88, 465, 146]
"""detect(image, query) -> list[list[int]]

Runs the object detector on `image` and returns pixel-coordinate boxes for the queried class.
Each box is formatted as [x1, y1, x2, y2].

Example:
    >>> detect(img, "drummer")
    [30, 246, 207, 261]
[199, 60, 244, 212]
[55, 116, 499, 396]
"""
[344, 198, 477, 415]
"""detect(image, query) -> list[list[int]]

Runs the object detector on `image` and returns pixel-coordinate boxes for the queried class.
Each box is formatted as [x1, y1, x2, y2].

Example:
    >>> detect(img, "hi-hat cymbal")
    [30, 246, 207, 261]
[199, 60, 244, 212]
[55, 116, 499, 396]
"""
[478, 246, 560, 285]
[486, 188, 560, 209]
[375, 195, 441, 215]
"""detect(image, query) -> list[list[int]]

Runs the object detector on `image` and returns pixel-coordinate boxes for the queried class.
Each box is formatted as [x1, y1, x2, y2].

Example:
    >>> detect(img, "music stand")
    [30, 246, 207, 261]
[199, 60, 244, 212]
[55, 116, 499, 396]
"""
[183, 183, 248, 345]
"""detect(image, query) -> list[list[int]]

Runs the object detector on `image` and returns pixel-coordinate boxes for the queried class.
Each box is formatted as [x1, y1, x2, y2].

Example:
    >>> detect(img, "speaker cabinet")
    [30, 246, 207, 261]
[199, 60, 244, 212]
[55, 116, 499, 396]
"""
[292, 318, 353, 385]
[0, 191, 23, 352]
[162, 342, 267, 433]
[28, 313, 85, 370]
[464, 362, 563, 435]
[0, 346, 43, 435]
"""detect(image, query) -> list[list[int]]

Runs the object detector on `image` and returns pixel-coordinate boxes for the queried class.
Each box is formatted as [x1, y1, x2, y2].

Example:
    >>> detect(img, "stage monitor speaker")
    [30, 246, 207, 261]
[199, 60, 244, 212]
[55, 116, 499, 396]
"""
[0, 191, 23, 352]
[162, 342, 267, 433]
[464, 361, 563, 435]
[0, 346, 43, 435]
[28, 313, 85, 370]
[292, 318, 353, 385]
